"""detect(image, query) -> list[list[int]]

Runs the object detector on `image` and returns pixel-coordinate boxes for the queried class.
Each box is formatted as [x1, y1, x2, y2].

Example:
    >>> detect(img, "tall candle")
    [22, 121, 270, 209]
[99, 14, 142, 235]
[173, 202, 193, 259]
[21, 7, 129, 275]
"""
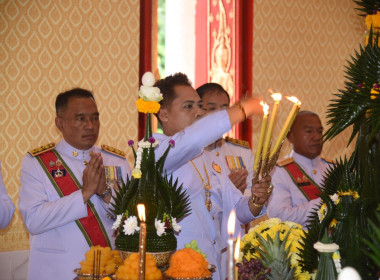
[262, 92, 282, 160]
[234, 234, 241, 280]
[253, 101, 269, 171]
[137, 204, 146, 280]
[227, 210, 236, 280]
[269, 96, 301, 158]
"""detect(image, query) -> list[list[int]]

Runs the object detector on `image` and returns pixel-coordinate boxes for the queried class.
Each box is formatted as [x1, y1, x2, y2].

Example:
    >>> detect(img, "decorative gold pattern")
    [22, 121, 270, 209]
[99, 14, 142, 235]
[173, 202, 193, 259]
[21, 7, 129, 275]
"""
[0, 0, 139, 251]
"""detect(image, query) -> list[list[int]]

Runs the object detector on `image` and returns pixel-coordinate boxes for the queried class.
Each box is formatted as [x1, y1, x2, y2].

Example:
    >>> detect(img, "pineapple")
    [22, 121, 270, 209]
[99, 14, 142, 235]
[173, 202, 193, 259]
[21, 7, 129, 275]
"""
[255, 231, 295, 280]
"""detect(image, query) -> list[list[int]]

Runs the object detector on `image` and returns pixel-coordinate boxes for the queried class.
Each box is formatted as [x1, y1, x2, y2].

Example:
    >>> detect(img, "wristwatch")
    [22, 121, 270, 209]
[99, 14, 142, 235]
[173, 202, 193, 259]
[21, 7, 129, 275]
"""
[98, 186, 112, 198]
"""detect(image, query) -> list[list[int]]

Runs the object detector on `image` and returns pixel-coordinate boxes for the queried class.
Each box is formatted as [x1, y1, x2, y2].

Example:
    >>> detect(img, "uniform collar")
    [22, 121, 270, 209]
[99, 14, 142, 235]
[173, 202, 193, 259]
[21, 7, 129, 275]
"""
[56, 138, 98, 163]
[290, 150, 321, 168]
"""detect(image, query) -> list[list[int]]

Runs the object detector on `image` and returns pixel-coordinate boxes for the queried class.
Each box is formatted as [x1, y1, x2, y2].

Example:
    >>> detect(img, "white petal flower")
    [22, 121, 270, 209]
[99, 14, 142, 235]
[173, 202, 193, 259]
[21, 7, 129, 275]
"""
[123, 216, 140, 235]
[142, 72, 155, 87]
[155, 218, 166, 236]
[331, 193, 339, 204]
[171, 217, 181, 232]
[112, 214, 123, 230]
[139, 85, 163, 102]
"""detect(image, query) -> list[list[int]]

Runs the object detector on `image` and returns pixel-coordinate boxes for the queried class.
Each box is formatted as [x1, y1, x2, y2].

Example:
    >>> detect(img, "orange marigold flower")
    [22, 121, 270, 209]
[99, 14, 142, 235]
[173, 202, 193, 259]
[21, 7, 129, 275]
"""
[136, 98, 161, 113]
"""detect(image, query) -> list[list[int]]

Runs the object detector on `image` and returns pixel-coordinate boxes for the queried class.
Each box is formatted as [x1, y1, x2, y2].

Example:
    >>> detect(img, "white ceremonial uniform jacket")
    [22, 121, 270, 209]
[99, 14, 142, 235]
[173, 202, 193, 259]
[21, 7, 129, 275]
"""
[0, 161, 15, 229]
[202, 149, 265, 280]
[19, 139, 131, 280]
[267, 151, 333, 227]
[207, 138, 254, 196]
[154, 110, 264, 280]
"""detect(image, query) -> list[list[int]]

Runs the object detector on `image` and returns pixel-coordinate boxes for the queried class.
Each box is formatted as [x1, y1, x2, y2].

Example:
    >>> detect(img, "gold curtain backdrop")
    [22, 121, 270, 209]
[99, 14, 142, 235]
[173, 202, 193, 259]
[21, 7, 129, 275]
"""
[0, 0, 139, 251]
[250, 0, 364, 160]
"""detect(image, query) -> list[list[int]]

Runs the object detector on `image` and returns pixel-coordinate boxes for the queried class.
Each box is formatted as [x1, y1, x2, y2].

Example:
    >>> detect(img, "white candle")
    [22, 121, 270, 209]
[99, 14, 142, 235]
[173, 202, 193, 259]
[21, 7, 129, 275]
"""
[227, 210, 236, 280]
[137, 204, 146, 280]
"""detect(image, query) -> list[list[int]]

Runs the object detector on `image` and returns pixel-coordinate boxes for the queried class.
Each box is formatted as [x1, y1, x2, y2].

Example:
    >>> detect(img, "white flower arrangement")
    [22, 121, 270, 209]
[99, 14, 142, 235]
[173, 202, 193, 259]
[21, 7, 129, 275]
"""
[131, 138, 159, 179]
[172, 217, 181, 232]
[138, 72, 163, 102]
[155, 218, 166, 237]
[123, 216, 140, 235]
[112, 214, 123, 230]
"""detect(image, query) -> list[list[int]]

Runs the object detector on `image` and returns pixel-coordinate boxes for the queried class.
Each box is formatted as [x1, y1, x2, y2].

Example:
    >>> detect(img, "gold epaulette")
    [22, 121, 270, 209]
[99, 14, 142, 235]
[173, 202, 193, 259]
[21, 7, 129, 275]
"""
[321, 157, 335, 164]
[276, 157, 294, 167]
[101, 145, 126, 158]
[225, 137, 250, 149]
[28, 143, 56, 156]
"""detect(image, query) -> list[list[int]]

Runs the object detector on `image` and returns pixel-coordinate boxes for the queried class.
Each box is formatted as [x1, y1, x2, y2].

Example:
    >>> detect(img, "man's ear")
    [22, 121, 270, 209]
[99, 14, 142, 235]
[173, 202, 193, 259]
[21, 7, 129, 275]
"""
[287, 131, 294, 144]
[55, 117, 63, 132]
[158, 108, 169, 123]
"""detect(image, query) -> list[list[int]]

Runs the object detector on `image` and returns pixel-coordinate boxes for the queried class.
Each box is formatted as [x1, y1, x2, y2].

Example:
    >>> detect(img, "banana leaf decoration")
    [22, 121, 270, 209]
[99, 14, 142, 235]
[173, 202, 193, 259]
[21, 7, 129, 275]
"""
[299, 26, 380, 279]
[111, 113, 191, 253]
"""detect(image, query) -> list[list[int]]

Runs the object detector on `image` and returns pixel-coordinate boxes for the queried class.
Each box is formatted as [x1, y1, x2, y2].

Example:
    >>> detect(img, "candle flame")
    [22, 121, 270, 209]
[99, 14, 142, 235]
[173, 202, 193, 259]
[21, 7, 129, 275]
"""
[271, 93, 282, 102]
[234, 233, 241, 261]
[268, 89, 282, 102]
[286, 96, 301, 105]
[227, 210, 236, 236]
[137, 204, 146, 222]
[260, 101, 269, 116]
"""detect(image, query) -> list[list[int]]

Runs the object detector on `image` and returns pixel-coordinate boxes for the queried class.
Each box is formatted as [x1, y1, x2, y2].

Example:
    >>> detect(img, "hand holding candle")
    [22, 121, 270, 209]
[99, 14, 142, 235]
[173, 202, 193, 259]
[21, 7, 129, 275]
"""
[253, 101, 269, 171]
[269, 96, 301, 158]
[261, 91, 282, 161]
[137, 204, 146, 280]
[227, 210, 236, 280]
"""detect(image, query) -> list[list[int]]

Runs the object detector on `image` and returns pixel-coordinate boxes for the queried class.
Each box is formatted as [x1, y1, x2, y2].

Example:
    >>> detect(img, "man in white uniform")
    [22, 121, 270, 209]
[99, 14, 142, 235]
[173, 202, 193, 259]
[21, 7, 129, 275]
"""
[267, 111, 333, 227]
[153, 73, 272, 279]
[19, 88, 131, 280]
[197, 82, 254, 196]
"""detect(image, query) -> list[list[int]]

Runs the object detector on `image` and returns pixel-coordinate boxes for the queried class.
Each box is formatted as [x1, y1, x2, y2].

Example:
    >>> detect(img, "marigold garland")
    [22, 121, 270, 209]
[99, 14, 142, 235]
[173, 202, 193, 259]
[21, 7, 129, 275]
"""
[136, 98, 161, 114]
[318, 190, 360, 228]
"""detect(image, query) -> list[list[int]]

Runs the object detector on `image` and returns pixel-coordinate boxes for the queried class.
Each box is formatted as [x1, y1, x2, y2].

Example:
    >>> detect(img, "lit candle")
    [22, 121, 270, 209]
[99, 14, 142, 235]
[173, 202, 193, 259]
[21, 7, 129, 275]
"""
[269, 96, 301, 158]
[137, 204, 146, 280]
[253, 101, 269, 170]
[227, 210, 236, 280]
[234, 234, 241, 280]
[262, 92, 282, 160]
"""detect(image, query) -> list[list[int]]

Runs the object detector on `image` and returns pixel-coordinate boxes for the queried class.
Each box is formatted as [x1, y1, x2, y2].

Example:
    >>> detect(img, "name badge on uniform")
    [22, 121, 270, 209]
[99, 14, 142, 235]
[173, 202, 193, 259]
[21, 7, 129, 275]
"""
[105, 166, 123, 188]
[225, 156, 246, 171]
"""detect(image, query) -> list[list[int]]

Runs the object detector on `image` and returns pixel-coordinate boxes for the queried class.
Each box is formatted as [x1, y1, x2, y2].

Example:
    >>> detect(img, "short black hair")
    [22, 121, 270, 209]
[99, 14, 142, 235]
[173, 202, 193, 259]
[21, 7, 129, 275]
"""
[55, 88, 95, 115]
[196, 82, 230, 103]
[154, 72, 192, 110]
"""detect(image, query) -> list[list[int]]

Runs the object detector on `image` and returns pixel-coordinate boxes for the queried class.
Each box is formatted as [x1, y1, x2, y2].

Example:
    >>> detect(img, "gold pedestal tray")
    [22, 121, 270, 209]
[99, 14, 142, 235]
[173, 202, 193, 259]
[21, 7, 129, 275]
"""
[73, 268, 113, 280]
[118, 250, 173, 268]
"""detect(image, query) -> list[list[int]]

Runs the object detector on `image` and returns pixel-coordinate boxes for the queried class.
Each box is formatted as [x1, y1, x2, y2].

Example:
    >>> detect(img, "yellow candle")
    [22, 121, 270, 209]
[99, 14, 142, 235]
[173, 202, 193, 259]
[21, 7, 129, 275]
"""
[234, 234, 241, 280]
[262, 93, 282, 159]
[137, 204, 146, 280]
[253, 101, 269, 170]
[269, 96, 301, 158]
